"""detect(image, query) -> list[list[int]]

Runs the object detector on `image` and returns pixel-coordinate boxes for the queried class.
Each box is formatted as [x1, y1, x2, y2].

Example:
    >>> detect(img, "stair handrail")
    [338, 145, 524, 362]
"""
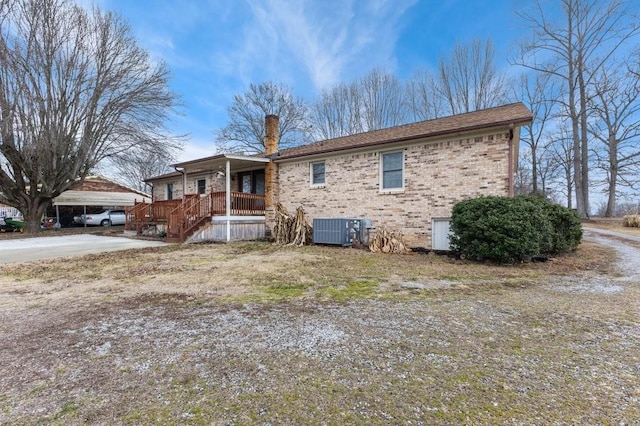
[167, 193, 213, 241]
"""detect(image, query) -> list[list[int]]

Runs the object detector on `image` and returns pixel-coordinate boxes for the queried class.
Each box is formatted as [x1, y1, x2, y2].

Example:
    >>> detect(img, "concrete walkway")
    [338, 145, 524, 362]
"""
[0, 234, 167, 264]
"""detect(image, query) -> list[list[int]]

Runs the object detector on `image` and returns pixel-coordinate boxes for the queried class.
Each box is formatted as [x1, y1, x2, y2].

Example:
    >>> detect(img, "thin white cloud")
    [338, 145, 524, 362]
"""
[229, 0, 417, 92]
[81, 0, 419, 153]
[176, 139, 220, 163]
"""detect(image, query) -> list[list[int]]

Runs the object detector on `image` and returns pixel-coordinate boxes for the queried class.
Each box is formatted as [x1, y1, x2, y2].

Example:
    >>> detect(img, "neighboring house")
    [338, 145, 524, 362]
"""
[50, 175, 152, 226]
[138, 103, 533, 247]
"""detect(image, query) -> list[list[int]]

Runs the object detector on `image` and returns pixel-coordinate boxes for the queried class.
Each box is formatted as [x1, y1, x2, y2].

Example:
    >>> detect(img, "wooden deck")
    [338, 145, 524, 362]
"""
[126, 192, 265, 242]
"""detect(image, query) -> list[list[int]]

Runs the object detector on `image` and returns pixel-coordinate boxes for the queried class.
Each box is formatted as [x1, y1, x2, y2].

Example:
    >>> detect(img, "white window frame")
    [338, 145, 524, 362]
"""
[379, 150, 404, 192]
[166, 183, 174, 200]
[196, 178, 206, 195]
[310, 161, 326, 187]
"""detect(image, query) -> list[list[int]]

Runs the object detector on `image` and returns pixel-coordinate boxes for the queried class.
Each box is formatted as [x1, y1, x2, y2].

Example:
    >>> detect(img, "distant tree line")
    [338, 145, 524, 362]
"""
[215, 38, 508, 152]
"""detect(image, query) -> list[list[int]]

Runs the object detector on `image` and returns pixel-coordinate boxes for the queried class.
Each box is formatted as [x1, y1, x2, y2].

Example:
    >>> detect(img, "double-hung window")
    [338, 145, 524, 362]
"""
[310, 161, 325, 186]
[381, 151, 404, 191]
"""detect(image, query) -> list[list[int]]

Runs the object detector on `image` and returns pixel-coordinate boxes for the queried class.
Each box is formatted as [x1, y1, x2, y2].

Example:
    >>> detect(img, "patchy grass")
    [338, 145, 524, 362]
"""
[262, 280, 311, 299]
[0, 237, 638, 424]
[318, 279, 379, 302]
[0, 241, 613, 307]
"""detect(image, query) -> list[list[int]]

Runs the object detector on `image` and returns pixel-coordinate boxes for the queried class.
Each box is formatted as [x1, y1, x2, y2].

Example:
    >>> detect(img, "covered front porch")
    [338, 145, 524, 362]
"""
[126, 154, 270, 243]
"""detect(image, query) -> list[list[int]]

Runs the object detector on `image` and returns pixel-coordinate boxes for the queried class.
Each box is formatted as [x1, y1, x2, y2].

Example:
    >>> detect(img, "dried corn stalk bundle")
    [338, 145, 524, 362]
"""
[622, 214, 640, 228]
[369, 227, 409, 253]
[274, 203, 313, 245]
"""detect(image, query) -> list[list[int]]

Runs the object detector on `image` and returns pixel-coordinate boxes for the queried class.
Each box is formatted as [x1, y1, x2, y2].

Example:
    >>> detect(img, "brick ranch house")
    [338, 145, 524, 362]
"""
[131, 103, 532, 247]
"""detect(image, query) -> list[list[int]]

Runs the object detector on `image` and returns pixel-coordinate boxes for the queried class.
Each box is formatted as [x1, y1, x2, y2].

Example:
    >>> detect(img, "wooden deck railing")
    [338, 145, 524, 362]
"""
[125, 199, 182, 233]
[166, 195, 208, 242]
[211, 192, 266, 216]
[126, 192, 266, 242]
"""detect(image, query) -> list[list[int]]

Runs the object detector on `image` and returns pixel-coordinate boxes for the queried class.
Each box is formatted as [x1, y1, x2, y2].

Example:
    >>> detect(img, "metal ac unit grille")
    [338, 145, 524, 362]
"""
[312, 218, 369, 246]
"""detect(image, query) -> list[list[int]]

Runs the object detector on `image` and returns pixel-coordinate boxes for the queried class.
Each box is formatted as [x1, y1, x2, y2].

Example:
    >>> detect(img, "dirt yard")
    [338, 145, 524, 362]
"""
[1, 229, 639, 424]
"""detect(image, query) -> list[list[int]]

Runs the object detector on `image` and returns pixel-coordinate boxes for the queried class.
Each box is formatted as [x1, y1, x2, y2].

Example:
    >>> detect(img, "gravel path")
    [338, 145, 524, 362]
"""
[583, 226, 640, 280]
[583, 225, 640, 244]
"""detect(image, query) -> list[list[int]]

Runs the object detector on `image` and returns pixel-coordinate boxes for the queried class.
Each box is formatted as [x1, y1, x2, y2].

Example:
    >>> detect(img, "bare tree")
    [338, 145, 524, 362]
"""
[106, 144, 179, 193]
[310, 68, 407, 140]
[436, 38, 510, 115]
[215, 82, 312, 154]
[310, 82, 363, 140]
[536, 141, 562, 200]
[514, 147, 534, 195]
[359, 68, 407, 131]
[516, 0, 640, 218]
[549, 125, 576, 209]
[405, 68, 447, 121]
[589, 63, 640, 216]
[0, 0, 179, 232]
[516, 73, 558, 194]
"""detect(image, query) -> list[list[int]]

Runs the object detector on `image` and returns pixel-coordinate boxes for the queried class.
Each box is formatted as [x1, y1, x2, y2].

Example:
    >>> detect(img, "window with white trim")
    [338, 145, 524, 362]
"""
[381, 151, 404, 190]
[310, 161, 325, 186]
[166, 183, 174, 200]
[197, 178, 206, 195]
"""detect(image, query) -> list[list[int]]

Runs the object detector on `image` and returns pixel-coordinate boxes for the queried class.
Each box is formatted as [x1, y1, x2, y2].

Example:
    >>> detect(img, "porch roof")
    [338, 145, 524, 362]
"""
[172, 154, 270, 175]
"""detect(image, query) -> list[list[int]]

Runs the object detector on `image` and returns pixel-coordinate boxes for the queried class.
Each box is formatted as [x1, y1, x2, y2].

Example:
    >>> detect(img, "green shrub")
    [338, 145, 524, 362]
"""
[449, 195, 582, 263]
[538, 199, 582, 252]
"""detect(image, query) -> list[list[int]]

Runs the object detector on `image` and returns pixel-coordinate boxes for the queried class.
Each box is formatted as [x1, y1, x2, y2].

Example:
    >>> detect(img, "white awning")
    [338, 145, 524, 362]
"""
[52, 190, 151, 206]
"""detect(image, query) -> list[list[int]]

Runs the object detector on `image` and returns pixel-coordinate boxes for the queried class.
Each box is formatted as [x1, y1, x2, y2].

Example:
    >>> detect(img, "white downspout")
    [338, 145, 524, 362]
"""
[173, 166, 186, 199]
[225, 159, 231, 242]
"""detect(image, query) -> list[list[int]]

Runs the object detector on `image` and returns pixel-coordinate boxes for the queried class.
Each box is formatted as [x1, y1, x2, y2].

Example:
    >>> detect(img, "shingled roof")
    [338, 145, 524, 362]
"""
[275, 102, 532, 161]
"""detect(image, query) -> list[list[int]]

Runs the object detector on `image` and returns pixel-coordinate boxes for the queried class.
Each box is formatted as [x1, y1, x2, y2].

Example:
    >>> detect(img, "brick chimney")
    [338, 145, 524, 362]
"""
[264, 115, 279, 235]
[264, 114, 279, 155]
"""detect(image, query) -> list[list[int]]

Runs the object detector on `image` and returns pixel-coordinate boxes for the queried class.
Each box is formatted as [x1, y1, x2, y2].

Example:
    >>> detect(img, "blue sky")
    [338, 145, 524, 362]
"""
[93, 0, 525, 162]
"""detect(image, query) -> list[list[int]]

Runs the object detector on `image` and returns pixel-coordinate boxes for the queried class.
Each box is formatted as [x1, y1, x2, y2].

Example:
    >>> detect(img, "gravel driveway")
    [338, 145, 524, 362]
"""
[583, 226, 640, 279]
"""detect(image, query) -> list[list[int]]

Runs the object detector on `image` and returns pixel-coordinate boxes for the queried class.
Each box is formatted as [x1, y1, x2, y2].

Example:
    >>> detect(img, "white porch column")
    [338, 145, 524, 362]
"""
[225, 159, 231, 242]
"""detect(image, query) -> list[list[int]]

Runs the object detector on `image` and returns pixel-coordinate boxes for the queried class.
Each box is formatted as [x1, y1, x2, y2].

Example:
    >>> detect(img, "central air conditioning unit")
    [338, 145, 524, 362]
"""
[312, 218, 371, 246]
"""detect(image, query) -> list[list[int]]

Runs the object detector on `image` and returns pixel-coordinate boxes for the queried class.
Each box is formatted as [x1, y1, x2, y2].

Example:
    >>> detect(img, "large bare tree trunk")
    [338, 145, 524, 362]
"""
[23, 198, 49, 233]
[604, 133, 618, 217]
[578, 63, 590, 218]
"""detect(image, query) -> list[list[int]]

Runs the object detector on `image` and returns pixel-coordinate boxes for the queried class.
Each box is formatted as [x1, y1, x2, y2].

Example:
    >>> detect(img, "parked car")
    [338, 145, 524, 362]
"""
[80, 209, 126, 226]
